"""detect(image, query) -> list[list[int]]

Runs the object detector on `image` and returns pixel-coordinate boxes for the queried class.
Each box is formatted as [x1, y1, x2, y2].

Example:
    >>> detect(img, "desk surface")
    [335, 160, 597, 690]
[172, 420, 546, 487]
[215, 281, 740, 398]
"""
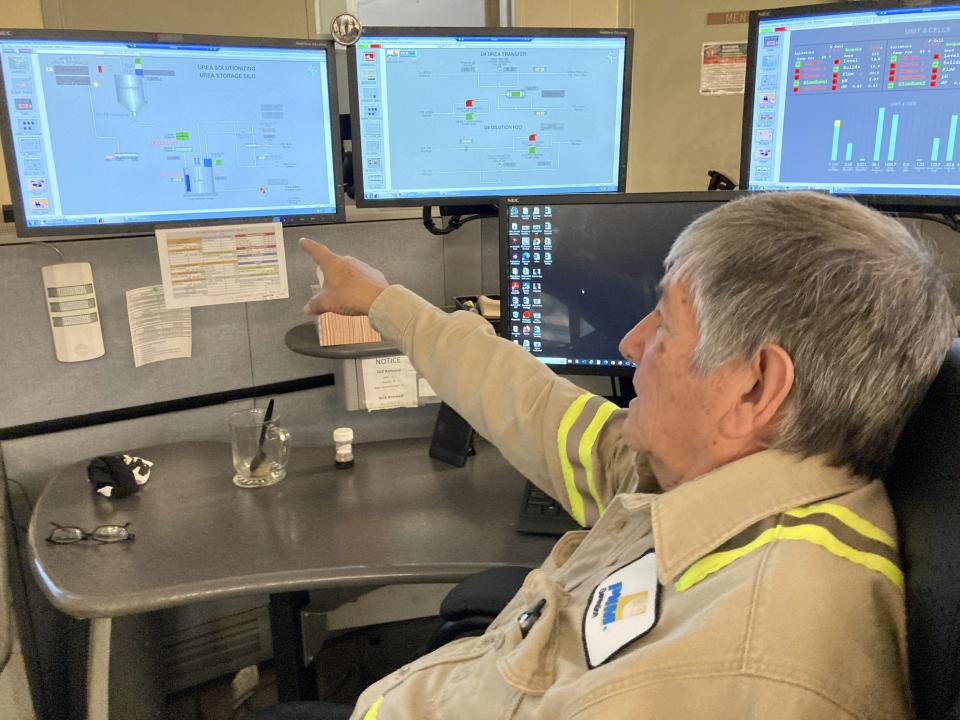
[29, 438, 555, 619]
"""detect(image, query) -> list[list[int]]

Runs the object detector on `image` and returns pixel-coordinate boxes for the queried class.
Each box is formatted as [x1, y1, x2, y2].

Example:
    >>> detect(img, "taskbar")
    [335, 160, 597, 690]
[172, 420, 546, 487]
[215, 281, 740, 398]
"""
[536, 356, 635, 368]
[26, 207, 339, 228]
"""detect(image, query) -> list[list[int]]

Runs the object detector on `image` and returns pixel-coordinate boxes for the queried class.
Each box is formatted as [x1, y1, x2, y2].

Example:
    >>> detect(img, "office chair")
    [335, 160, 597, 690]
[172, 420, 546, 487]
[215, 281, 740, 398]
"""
[883, 338, 960, 720]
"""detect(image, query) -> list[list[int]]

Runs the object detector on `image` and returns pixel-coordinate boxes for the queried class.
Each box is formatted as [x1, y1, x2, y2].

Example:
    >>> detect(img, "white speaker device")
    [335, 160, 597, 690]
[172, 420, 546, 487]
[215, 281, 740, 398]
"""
[41, 262, 105, 362]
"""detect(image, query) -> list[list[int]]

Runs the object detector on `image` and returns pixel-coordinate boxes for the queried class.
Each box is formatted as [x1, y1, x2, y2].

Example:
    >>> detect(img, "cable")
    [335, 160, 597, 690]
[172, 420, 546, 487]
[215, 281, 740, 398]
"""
[421, 206, 489, 236]
[30, 241, 65, 261]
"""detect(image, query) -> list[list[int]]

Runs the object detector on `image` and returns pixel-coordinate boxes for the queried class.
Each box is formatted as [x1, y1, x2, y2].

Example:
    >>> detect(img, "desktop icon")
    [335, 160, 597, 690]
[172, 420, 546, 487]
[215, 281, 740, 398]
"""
[544, 206, 552, 216]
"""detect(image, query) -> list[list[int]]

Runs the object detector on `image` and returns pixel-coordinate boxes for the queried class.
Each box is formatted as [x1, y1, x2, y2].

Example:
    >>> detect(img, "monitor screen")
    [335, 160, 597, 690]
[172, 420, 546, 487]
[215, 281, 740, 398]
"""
[742, 2, 960, 207]
[348, 28, 632, 207]
[0, 30, 344, 237]
[499, 192, 741, 376]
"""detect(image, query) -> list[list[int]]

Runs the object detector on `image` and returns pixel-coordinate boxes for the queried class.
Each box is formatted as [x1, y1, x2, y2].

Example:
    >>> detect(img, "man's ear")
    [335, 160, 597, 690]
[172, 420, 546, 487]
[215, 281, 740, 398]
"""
[719, 344, 794, 441]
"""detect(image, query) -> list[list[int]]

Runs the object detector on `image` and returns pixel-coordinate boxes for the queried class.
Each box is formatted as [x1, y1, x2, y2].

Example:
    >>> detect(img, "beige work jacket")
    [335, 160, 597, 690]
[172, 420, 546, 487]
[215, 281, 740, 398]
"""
[352, 286, 910, 720]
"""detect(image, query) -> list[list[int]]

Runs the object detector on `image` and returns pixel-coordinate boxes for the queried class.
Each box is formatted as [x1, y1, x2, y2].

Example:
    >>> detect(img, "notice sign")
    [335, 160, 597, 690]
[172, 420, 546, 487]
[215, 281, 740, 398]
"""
[700, 41, 749, 95]
[361, 355, 419, 410]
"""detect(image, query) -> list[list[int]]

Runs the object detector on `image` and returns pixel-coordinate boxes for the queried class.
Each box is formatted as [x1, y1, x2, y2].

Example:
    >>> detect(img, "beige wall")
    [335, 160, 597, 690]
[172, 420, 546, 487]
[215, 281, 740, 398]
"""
[515, 0, 631, 28]
[38, 0, 311, 37]
[0, 0, 44, 206]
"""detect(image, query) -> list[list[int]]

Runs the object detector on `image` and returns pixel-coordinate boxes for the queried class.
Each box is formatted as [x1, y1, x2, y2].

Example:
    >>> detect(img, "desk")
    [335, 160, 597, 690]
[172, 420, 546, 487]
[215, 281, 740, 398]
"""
[28, 438, 554, 718]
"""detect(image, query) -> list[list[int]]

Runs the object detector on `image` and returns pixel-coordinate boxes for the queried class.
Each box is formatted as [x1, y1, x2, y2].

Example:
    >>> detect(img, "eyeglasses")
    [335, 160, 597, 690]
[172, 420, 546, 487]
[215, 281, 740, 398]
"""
[45, 521, 135, 544]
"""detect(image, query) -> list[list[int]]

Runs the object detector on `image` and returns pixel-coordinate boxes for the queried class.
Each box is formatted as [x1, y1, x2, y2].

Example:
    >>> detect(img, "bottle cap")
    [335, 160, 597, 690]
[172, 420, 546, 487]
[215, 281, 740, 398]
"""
[333, 427, 353, 443]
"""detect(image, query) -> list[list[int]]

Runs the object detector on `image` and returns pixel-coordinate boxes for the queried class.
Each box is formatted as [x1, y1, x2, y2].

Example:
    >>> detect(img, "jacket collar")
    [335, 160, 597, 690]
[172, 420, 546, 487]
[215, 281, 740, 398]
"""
[648, 449, 867, 586]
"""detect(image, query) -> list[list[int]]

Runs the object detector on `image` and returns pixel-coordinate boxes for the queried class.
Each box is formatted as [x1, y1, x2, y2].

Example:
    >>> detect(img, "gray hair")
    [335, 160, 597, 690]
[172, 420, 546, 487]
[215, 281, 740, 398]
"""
[665, 191, 956, 479]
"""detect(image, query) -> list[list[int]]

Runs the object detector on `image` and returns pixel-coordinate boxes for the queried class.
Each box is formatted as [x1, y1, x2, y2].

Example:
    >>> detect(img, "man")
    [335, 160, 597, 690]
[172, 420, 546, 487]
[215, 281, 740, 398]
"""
[300, 191, 955, 719]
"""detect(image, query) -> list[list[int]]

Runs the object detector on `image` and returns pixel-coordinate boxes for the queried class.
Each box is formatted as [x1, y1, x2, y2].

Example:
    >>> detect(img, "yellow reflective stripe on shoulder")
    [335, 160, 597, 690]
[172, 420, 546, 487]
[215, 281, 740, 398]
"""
[578, 400, 619, 517]
[362, 695, 384, 720]
[775, 523, 904, 591]
[676, 521, 904, 593]
[676, 526, 780, 592]
[784, 502, 897, 549]
[557, 393, 592, 526]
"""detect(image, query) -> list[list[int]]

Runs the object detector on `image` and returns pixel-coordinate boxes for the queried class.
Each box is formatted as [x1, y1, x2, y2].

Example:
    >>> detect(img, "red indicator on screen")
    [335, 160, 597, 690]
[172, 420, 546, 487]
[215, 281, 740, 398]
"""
[97, 65, 103, 73]
[528, 133, 536, 141]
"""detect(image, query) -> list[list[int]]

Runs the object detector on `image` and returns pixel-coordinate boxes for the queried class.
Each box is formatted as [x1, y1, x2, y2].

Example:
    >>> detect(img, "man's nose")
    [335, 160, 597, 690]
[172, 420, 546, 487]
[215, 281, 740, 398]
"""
[619, 315, 652, 363]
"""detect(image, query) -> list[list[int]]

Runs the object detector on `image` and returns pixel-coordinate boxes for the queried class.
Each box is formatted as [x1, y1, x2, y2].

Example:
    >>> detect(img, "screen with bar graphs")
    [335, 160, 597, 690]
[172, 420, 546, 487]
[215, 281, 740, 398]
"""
[742, 2, 960, 202]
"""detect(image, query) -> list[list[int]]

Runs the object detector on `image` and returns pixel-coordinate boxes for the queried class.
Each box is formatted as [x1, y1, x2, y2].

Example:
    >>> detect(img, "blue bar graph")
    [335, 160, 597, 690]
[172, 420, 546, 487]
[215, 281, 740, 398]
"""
[888, 114, 899, 162]
[845, 142, 853, 161]
[932, 138, 941, 162]
[185, 174, 191, 192]
[831, 120, 841, 161]
[948, 115, 958, 162]
[873, 108, 885, 162]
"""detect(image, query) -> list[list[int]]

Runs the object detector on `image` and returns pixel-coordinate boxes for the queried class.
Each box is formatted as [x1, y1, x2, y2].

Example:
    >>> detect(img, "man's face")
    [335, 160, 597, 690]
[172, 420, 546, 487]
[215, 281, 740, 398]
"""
[618, 280, 742, 490]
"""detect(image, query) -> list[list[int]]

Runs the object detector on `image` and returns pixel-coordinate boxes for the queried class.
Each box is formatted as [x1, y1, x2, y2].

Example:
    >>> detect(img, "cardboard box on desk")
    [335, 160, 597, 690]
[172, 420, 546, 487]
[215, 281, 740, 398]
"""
[317, 313, 382, 346]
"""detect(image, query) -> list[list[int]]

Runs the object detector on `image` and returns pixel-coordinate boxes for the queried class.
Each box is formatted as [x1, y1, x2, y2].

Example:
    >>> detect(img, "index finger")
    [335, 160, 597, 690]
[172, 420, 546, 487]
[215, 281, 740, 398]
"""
[299, 238, 336, 269]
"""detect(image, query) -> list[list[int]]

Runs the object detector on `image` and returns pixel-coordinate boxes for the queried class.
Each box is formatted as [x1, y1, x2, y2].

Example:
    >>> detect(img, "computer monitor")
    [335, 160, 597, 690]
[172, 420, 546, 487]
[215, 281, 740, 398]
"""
[347, 27, 632, 207]
[0, 29, 344, 237]
[741, 1, 960, 210]
[499, 192, 744, 376]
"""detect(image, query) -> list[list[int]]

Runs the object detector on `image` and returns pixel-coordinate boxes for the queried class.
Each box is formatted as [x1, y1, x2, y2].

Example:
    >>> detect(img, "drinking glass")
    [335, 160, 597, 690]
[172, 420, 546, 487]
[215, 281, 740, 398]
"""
[228, 408, 291, 488]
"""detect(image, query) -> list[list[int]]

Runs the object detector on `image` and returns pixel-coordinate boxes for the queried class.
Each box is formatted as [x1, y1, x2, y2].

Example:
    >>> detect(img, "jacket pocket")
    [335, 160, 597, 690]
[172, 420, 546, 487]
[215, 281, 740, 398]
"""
[496, 568, 570, 694]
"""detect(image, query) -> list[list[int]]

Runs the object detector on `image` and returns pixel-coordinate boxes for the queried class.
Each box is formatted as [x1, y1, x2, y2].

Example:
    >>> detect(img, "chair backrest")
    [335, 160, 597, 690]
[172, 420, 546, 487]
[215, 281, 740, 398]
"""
[883, 339, 960, 720]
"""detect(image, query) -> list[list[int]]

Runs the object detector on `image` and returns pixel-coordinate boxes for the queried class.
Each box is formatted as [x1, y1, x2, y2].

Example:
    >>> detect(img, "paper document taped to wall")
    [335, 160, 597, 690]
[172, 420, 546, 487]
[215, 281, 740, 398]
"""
[126, 285, 192, 367]
[700, 41, 748, 95]
[156, 221, 289, 308]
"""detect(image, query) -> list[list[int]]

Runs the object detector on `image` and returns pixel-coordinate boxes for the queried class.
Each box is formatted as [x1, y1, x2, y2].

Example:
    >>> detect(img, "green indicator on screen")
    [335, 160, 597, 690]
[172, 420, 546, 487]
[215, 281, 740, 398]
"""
[215, 159, 223, 166]
[176, 131, 189, 140]
[528, 146, 536, 154]
[509, 90, 523, 98]
[465, 112, 474, 120]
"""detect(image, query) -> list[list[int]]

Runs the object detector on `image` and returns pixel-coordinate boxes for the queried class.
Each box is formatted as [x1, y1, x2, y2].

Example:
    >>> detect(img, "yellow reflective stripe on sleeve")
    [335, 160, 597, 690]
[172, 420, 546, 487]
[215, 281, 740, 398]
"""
[577, 400, 619, 518]
[557, 393, 592, 526]
[784, 502, 897, 549]
[676, 522, 904, 593]
[362, 695, 384, 720]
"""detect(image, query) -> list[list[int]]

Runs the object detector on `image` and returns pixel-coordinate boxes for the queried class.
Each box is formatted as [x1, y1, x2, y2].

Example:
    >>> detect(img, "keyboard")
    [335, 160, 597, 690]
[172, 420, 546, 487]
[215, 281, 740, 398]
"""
[516, 481, 581, 536]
